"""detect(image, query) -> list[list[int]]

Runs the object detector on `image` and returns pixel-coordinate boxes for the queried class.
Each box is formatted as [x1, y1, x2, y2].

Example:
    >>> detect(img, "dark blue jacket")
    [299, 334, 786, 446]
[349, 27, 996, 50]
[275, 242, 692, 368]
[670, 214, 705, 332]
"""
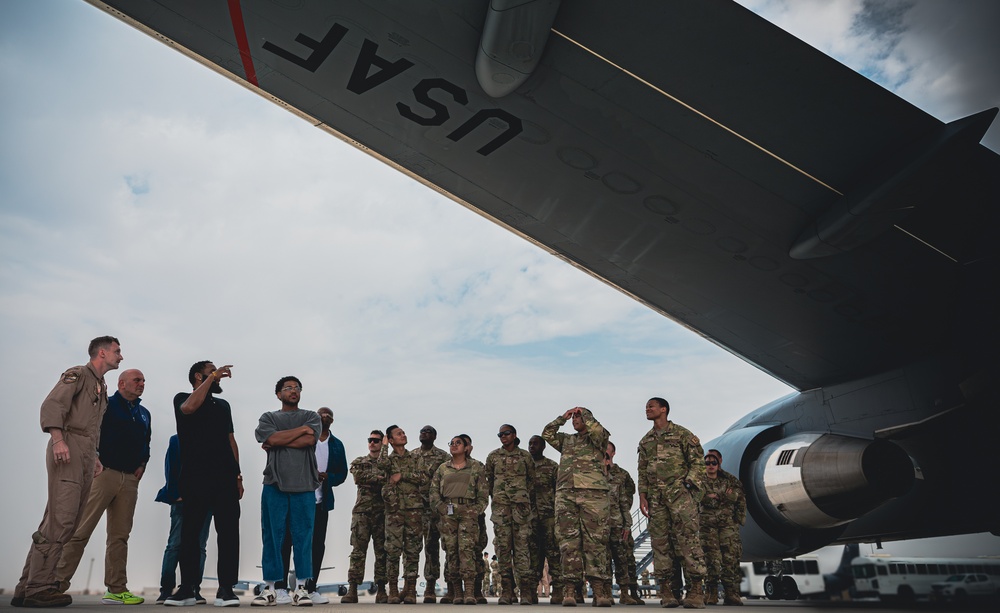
[99, 390, 151, 473]
[155, 434, 181, 504]
[319, 433, 348, 512]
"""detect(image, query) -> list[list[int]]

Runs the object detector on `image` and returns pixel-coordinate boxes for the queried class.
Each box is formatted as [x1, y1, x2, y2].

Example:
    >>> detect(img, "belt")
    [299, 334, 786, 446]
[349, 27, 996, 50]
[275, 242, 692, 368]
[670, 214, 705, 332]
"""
[443, 497, 473, 504]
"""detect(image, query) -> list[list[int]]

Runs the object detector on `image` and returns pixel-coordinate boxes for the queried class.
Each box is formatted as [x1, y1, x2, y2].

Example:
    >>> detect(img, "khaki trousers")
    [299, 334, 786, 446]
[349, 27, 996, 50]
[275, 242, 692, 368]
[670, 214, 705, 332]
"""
[56, 468, 140, 593]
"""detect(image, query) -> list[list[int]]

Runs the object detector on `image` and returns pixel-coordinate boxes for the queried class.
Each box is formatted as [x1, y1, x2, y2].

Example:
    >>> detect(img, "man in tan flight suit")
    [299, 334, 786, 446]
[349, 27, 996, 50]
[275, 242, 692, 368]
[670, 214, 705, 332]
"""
[12, 336, 123, 608]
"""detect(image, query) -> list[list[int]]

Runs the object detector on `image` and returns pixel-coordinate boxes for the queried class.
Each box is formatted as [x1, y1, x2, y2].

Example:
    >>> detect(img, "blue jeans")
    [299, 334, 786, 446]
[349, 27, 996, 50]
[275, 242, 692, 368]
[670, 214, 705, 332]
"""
[261, 485, 315, 582]
[160, 502, 212, 591]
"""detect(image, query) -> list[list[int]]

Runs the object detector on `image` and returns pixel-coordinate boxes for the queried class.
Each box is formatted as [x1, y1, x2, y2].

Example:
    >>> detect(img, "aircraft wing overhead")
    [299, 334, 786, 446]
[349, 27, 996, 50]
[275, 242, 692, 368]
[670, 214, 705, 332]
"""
[84, 0, 1000, 391]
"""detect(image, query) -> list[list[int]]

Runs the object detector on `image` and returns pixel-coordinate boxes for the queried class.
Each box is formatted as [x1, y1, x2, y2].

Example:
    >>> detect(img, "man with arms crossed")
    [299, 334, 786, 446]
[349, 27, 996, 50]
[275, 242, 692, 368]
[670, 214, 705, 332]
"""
[252, 376, 321, 607]
[343, 430, 388, 604]
[13, 336, 122, 608]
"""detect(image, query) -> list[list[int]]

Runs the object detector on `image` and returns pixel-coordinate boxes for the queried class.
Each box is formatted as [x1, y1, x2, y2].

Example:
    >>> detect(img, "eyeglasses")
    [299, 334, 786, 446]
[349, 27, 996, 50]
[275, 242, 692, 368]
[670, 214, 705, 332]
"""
[705, 460, 719, 466]
[449, 440, 463, 446]
[367, 438, 381, 444]
[281, 385, 302, 392]
[497, 430, 513, 438]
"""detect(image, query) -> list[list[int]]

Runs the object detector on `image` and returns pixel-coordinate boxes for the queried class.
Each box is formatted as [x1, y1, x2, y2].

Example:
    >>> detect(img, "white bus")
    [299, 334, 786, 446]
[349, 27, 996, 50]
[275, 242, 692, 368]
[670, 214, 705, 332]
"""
[740, 557, 825, 600]
[851, 555, 1000, 602]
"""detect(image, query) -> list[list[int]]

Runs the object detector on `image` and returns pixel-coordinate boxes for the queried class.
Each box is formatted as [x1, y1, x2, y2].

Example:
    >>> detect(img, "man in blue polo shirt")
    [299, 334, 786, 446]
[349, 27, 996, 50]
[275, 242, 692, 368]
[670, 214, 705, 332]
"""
[54, 368, 151, 605]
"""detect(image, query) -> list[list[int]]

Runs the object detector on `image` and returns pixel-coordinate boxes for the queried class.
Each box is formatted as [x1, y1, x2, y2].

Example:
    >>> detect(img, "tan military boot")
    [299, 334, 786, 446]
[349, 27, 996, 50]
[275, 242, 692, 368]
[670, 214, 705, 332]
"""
[424, 580, 438, 603]
[703, 583, 718, 606]
[659, 581, 679, 608]
[629, 586, 644, 605]
[402, 578, 417, 604]
[376, 582, 389, 604]
[499, 579, 515, 605]
[549, 582, 563, 605]
[452, 581, 465, 605]
[388, 581, 401, 605]
[681, 583, 705, 609]
[464, 578, 479, 605]
[561, 584, 577, 607]
[591, 578, 612, 608]
[721, 587, 742, 606]
[440, 581, 455, 604]
[520, 584, 534, 605]
[341, 582, 359, 604]
[618, 582, 636, 605]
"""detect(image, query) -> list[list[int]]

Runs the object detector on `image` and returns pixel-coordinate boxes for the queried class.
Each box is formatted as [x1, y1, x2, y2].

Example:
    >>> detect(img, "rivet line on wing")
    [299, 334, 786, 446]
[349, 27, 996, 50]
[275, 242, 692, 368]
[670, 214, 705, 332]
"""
[550, 28, 843, 196]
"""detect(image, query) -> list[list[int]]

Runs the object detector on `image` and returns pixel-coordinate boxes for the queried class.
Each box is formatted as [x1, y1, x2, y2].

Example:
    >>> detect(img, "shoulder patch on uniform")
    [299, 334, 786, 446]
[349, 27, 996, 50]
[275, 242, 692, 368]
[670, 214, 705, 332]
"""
[62, 372, 80, 384]
[691, 435, 700, 445]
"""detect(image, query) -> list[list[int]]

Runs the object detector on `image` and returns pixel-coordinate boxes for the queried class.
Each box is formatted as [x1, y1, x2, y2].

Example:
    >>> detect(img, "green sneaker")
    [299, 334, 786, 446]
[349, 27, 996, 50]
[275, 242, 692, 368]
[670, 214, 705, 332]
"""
[102, 591, 145, 605]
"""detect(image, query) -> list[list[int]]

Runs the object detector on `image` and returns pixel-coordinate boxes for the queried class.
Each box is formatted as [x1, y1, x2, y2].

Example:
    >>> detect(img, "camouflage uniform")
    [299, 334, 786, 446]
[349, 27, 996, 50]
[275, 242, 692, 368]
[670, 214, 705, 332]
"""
[412, 444, 450, 583]
[530, 455, 562, 594]
[347, 453, 387, 584]
[485, 446, 536, 588]
[637, 421, 706, 589]
[606, 463, 636, 590]
[430, 458, 488, 586]
[541, 409, 611, 585]
[699, 469, 746, 594]
[378, 446, 427, 584]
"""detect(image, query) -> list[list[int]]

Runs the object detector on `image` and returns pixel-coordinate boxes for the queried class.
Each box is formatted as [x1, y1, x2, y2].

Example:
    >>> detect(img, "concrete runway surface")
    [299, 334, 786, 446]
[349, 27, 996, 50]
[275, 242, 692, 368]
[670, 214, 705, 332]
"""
[2, 593, 997, 612]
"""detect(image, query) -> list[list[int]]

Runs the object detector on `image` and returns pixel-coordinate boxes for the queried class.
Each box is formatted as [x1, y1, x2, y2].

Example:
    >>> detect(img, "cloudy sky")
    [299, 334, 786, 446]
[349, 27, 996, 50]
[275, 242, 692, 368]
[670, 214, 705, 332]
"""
[1, 0, 997, 593]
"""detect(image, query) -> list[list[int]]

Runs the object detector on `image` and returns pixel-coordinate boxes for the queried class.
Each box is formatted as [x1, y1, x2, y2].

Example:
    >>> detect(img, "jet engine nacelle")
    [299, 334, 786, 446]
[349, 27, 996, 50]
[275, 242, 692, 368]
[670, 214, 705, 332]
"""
[708, 425, 914, 559]
[754, 432, 913, 529]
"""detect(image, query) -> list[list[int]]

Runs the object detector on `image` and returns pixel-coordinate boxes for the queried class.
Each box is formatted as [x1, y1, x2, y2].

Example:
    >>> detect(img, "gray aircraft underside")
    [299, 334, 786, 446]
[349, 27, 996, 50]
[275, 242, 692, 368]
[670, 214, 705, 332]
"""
[84, 0, 999, 559]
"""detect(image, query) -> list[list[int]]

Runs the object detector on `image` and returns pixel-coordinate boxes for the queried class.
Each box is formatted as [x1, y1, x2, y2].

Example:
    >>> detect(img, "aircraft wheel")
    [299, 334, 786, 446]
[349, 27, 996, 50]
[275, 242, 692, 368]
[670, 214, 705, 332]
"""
[762, 576, 780, 600]
[253, 585, 262, 596]
[338, 585, 348, 597]
[368, 584, 378, 595]
[780, 576, 799, 600]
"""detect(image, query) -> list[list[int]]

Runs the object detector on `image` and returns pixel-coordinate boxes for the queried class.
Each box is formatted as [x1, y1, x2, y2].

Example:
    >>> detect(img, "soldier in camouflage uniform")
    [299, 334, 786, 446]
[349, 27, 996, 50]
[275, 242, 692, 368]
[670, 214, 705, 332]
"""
[343, 430, 388, 603]
[699, 450, 745, 606]
[430, 435, 489, 605]
[605, 442, 641, 605]
[542, 407, 612, 607]
[412, 425, 450, 602]
[637, 397, 707, 609]
[485, 424, 536, 604]
[528, 435, 563, 604]
[379, 425, 427, 604]
[441, 434, 490, 604]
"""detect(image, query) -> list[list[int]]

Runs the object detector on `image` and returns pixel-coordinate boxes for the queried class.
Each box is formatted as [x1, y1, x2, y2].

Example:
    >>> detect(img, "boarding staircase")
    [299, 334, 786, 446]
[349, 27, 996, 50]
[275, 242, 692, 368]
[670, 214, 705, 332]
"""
[630, 508, 654, 574]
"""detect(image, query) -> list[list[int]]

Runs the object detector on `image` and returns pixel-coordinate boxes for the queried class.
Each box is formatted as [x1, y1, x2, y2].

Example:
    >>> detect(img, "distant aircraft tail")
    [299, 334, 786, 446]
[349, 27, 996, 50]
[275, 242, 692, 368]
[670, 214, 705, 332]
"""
[822, 543, 860, 598]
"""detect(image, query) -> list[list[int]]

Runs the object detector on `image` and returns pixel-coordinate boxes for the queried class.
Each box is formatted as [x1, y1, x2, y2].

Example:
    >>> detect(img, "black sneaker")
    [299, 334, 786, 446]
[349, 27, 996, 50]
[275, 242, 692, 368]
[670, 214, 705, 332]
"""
[195, 590, 208, 605]
[215, 588, 240, 608]
[165, 587, 197, 607]
[157, 590, 173, 605]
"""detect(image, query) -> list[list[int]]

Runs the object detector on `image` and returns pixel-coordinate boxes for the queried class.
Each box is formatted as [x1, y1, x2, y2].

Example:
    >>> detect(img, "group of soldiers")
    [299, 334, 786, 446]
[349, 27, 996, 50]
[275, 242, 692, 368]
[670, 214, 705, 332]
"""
[344, 400, 746, 609]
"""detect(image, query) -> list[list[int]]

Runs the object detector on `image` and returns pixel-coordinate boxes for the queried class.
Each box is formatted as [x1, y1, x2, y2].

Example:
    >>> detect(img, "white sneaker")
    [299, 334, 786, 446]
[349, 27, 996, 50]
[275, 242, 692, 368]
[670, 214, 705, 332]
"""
[274, 589, 292, 606]
[292, 588, 313, 607]
[308, 592, 329, 605]
[251, 588, 276, 607]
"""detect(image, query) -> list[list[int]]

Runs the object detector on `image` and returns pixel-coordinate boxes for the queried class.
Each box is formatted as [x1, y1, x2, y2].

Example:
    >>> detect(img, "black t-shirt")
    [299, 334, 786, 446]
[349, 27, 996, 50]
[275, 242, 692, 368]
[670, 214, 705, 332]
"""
[174, 392, 239, 493]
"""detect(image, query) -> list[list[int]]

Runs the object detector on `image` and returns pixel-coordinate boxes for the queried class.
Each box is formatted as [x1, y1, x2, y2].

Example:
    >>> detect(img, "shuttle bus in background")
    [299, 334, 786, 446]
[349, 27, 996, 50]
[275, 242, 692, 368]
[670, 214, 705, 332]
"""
[741, 557, 825, 600]
[851, 555, 1000, 602]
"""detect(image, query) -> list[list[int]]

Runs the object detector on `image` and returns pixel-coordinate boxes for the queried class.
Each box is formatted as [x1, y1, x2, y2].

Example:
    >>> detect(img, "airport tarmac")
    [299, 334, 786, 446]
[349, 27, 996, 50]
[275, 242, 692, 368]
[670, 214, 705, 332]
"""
[1, 594, 995, 612]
